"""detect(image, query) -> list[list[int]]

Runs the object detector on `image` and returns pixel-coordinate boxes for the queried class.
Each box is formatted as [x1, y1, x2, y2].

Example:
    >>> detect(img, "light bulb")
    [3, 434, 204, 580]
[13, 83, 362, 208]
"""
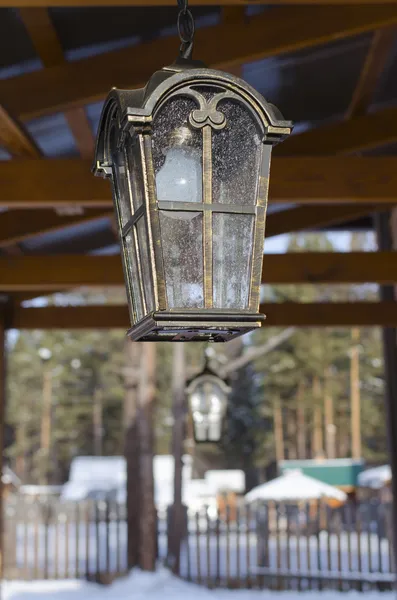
[156, 144, 202, 203]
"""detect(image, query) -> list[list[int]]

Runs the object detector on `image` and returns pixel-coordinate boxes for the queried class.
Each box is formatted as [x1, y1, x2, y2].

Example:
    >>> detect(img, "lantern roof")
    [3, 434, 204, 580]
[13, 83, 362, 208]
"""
[93, 59, 293, 178]
[186, 356, 231, 395]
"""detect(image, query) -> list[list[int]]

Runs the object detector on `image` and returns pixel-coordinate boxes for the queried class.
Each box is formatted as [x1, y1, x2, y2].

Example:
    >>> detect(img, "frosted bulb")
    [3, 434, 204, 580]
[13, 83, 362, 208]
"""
[156, 146, 202, 203]
[210, 395, 222, 413]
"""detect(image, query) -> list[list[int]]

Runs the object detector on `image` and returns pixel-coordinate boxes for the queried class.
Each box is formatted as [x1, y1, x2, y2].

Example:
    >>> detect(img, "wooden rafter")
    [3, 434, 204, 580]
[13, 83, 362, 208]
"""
[2, 6, 397, 120]
[346, 27, 397, 119]
[19, 7, 95, 159]
[276, 21, 396, 235]
[1, 156, 396, 208]
[0, 210, 111, 248]
[0, 252, 396, 290]
[10, 302, 397, 330]
[3, 0, 397, 5]
[276, 105, 397, 156]
[265, 205, 382, 238]
[0, 105, 41, 158]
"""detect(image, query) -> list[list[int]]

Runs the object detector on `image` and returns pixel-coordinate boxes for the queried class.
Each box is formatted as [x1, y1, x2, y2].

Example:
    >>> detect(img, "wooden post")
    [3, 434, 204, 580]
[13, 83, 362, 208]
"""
[93, 387, 103, 457]
[168, 344, 186, 575]
[324, 367, 336, 459]
[123, 339, 141, 570]
[273, 400, 284, 464]
[138, 343, 156, 571]
[350, 327, 362, 459]
[375, 211, 397, 581]
[0, 311, 6, 588]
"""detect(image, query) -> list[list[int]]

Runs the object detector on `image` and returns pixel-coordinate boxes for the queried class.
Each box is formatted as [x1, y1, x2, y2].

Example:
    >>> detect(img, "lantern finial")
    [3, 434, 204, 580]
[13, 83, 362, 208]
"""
[177, 0, 195, 61]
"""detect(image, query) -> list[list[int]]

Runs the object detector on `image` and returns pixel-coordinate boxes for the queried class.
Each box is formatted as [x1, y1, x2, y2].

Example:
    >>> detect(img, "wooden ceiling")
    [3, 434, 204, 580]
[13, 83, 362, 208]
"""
[0, 2, 396, 329]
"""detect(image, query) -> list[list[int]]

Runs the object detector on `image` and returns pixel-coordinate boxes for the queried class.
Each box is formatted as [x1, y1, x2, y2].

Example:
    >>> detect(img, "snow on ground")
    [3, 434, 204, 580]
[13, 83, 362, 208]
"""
[2, 569, 395, 600]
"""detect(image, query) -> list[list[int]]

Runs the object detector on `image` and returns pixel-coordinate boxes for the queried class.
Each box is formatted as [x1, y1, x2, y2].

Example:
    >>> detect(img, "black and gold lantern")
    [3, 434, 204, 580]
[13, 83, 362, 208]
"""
[93, 3, 292, 342]
[186, 361, 230, 443]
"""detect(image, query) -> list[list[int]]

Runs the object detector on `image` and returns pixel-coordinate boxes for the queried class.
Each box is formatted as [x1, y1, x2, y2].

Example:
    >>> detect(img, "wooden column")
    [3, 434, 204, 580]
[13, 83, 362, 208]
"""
[168, 344, 186, 575]
[0, 311, 6, 583]
[138, 343, 156, 571]
[123, 340, 141, 570]
[375, 211, 397, 580]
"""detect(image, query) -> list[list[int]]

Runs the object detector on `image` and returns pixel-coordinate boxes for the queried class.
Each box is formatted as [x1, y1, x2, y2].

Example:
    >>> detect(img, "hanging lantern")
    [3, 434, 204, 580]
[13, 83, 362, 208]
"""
[93, 1, 292, 342]
[186, 361, 230, 443]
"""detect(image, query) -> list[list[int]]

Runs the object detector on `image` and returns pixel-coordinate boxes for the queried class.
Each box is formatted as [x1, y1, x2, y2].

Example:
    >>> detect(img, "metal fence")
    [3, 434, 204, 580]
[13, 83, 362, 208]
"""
[175, 501, 396, 592]
[4, 496, 128, 583]
[3, 496, 396, 592]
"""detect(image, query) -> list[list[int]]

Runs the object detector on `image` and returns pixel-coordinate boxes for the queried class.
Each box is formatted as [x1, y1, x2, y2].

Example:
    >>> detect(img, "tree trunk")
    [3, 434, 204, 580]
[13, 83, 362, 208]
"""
[168, 344, 186, 575]
[324, 367, 336, 459]
[296, 381, 306, 459]
[40, 369, 52, 485]
[93, 387, 103, 457]
[273, 400, 284, 464]
[312, 376, 324, 459]
[350, 327, 362, 459]
[287, 406, 297, 459]
[124, 339, 141, 570]
[138, 343, 157, 571]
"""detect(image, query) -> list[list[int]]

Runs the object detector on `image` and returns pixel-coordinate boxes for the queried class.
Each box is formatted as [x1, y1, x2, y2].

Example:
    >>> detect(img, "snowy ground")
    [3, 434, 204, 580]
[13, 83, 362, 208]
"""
[2, 569, 395, 600]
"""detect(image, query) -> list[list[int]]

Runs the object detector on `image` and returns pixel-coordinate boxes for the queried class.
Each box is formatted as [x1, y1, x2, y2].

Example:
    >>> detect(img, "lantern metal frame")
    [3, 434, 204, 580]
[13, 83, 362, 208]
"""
[93, 59, 292, 342]
[186, 361, 231, 444]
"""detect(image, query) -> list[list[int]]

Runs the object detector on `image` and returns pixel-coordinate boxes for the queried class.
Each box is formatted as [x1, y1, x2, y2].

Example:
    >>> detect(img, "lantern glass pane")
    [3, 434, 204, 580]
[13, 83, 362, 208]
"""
[124, 231, 144, 323]
[212, 213, 254, 309]
[126, 137, 144, 211]
[114, 150, 133, 227]
[152, 97, 203, 203]
[159, 211, 204, 309]
[136, 218, 155, 313]
[212, 99, 262, 205]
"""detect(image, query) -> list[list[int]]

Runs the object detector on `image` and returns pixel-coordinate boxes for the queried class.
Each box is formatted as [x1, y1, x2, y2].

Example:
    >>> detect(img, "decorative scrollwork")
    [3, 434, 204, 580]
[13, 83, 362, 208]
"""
[189, 107, 226, 130]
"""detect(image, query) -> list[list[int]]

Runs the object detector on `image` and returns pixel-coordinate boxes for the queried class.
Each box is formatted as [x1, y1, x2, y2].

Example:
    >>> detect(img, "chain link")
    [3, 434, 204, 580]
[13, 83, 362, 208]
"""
[176, 0, 195, 59]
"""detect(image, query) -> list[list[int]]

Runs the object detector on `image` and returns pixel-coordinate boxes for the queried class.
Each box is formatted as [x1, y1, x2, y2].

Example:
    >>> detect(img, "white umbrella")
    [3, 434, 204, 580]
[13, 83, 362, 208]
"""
[245, 469, 347, 503]
[358, 465, 391, 489]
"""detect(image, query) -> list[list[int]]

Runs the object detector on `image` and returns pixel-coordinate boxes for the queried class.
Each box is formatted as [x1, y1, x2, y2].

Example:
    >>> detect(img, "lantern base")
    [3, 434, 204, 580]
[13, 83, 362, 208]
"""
[127, 311, 265, 342]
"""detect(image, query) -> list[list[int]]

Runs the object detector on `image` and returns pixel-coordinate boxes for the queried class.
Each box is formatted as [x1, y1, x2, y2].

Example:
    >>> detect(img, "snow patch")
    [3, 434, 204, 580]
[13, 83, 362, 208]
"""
[2, 569, 394, 599]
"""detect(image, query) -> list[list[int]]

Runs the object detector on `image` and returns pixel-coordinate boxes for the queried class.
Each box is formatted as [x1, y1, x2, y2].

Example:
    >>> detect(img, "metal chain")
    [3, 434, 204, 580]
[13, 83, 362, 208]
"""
[177, 0, 195, 60]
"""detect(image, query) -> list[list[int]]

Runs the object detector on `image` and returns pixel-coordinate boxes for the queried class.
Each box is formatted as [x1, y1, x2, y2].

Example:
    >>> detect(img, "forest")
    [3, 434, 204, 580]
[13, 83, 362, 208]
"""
[6, 232, 387, 487]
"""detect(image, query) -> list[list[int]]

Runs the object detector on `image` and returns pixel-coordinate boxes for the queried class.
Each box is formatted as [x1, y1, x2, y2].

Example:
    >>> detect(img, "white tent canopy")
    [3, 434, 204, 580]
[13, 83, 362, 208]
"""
[245, 470, 347, 503]
[358, 465, 392, 489]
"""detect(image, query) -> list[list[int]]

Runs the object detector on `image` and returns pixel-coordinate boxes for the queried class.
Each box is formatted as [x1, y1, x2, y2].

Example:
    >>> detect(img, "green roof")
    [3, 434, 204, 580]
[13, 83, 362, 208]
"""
[279, 459, 365, 488]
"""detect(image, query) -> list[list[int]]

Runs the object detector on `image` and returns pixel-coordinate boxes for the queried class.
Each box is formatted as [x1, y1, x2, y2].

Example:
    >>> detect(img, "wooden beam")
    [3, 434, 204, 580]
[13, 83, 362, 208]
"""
[0, 105, 41, 158]
[0, 209, 111, 248]
[10, 302, 397, 330]
[4, 0, 397, 5]
[1, 156, 396, 208]
[346, 27, 397, 119]
[265, 204, 382, 238]
[3, 7, 397, 120]
[0, 252, 396, 290]
[19, 7, 95, 159]
[261, 252, 397, 285]
[276, 105, 397, 157]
